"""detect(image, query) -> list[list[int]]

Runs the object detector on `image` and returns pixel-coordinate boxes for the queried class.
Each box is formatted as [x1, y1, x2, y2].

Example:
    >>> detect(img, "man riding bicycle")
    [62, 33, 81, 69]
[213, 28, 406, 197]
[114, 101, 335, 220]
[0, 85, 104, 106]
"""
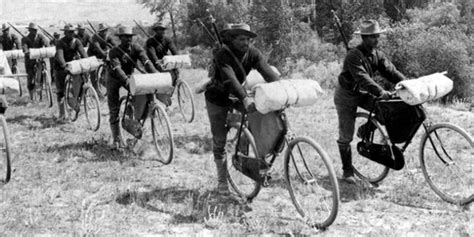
[334, 20, 407, 183]
[205, 23, 280, 194]
[21, 22, 49, 101]
[106, 26, 157, 149]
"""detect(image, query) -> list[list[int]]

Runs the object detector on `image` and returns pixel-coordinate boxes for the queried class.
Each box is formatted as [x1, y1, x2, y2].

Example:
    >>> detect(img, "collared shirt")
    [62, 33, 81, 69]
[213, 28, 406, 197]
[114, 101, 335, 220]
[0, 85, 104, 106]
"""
[338, 44, 405, 96]
[54, 37, 87, 69]
[0, 33, 20, 50]
[205, 44, 279, 107]
[108, 43, 154, 84]
[87, 33, 115, 59]
[21, 33, 49, 56]
[145, 35, 177, 64]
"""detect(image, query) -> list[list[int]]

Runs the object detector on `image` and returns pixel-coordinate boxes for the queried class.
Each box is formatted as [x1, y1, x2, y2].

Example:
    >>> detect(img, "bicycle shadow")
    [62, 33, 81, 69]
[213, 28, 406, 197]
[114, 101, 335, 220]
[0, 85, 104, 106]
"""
[6, 114, 64, 129]
[115, 186, 252, 224]
[45, 138, 135, 163]
[173, 134, 212, 154]
[338, 178, 381, 202]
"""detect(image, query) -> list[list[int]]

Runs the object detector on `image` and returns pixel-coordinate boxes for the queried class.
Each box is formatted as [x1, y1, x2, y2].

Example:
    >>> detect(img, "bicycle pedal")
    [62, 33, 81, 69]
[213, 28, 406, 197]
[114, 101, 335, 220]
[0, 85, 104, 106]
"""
[262, 175, 272, 187]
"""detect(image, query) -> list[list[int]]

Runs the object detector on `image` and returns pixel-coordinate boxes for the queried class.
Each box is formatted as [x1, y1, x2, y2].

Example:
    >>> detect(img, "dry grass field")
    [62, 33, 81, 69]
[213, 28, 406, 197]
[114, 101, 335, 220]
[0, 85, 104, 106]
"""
[0, 67, 472, 235]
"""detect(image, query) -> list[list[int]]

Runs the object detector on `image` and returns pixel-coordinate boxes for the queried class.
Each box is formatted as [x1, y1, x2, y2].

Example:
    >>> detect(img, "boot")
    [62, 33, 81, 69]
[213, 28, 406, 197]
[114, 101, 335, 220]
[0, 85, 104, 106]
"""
[58, 99, 67, 121]
[28, 90, 35, 102]
[338, 144, 357, 183]
[214, 159, 229, 194]
[110, 123, 125, 149]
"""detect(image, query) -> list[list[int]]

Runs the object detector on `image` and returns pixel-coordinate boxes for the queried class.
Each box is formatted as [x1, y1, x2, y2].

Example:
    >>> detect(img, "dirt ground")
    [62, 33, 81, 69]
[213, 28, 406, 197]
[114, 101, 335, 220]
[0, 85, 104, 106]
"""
[0, 68, 472, 235]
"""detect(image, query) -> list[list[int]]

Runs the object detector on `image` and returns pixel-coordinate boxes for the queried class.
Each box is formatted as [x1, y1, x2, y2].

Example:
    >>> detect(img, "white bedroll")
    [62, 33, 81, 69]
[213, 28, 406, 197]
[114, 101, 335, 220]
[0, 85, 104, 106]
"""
[395, 72, 453, 105]
[244, 66, 280, 91]
[129, 72, 174, 96]
[3, 50, 25, 59]
[0, 51, 20, 95]
[29, 47, 56, 59]
[66, 56, 102, 75]
[161, 55, 191, 70]
[254, 79, 324, 114]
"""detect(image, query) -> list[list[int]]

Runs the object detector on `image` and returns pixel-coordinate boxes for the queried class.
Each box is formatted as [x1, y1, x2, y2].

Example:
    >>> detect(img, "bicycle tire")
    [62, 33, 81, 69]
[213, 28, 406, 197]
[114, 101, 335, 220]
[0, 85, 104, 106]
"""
[285, 136, 339, 229]
[83, 86, 101, 131]
[176, 80, 195, 123]
[225, 124, 261, 201]
[0, 115, 11, 184]
[118, 96, 137, 146]
[96, 64, 107, 98]
[150, 104, 174, 164]
[353, 112, 390, 184]
[419, 122, 473, 205]
[42, 70, 53, 108]
[64, 76, 79, 121]
[12, 65, 22, 97]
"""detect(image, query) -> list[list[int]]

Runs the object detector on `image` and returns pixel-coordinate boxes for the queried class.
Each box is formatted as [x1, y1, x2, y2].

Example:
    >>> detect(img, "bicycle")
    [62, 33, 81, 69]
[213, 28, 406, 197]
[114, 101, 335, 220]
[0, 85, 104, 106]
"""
[93, 59, 107, 98]
[0, 98, 11, 184]
[64, 72, 101, 131]
[225, 104, 340, 229]
[353, 97, 473, 205]
[118, 86, 174, 164]
[33, 59, 53, 107]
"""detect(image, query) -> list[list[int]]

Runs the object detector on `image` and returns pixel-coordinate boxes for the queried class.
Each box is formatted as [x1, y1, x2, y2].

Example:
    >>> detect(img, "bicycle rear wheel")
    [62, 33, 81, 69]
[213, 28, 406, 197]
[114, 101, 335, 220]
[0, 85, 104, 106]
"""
[96, 64, 107, 98]
[65, 76, 79, 121]
[83, 86, 101, 131]
[149, 104, 174, 164]
[419, 122, 473, 205]
[353, 112, 390, 184]
[176, 80, 195, 123]
[225, 124, 261, 201]
[42, 70, 53, 108]
[285, 136, 339, 229]
[0, 115, 11, 184]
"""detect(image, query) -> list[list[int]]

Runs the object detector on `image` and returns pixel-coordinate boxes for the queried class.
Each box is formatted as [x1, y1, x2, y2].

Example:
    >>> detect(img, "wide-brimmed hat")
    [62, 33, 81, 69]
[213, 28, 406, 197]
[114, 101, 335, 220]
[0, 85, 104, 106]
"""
[225, 23, 257, 38]
[354, 20, 386, 35]
[220, 23, 233, 37]
[115, 26, 135, 36]
[1, 24, 9, 32]
[26, 22, 38, 30]
[97, 23, 108, 32]
[53, 32, 60, 38]
[76, 24, 86, 30]
[60, 24, 75, 32]
[152, 22, 167, 30]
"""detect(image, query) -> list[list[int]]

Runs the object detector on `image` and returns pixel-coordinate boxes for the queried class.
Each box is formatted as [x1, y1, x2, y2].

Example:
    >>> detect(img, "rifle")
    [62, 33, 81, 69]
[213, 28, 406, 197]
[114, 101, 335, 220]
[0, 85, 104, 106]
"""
[37, 25, 54, 41]
[133, 20, 152, 38]
[195, 18, 217, 43]
[331, 10, 349, 51]
[207, 9, 223, 47]
[86, 20, 97, 33]
[7, 22, 26, 39]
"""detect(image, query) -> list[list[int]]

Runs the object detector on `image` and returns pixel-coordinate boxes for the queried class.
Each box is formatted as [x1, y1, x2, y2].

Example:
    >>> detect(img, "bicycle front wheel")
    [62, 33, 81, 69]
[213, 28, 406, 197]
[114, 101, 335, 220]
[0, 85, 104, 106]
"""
[0, 115, 11, 184]
[42, 70, 53, 108]
[285, 136, 339, 229]
[176, 80, 195, 123]
[225, 124, 261, 201]
[419, 122, 473, 205]
[150, 104, 174, 164]
[64, 76, 79, 121]
[96, 64, 107, 98]
[83, 86, 101, 131]
[353, 112, 390, 184]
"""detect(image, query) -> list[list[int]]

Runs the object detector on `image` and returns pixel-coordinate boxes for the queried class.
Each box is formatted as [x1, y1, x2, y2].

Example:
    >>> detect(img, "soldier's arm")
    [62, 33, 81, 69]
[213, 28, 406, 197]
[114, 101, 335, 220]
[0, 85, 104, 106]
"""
[253, 49, 279, 83]
[55, 42, 67, 69]
[13, 34, 21, 49]
[145, 39, 159, 65]
[109, 49, 129, 85]
[377, 51, 406, 83]
[216, 51, 247, 101]
[76, 40, 87, 58]
[347, 50, 384, 96]
[166, 37, 178, 55]
[136, 44, 157, 73]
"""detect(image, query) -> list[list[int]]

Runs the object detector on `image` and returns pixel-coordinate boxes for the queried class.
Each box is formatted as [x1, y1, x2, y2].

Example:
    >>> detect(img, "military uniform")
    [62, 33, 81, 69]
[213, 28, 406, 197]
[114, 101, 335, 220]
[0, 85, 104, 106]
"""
[0, 25, 21, 73]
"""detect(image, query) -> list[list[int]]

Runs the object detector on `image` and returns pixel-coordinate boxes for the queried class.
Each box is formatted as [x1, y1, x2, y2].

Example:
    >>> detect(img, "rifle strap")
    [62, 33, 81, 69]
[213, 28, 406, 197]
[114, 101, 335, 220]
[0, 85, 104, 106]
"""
[222, 44, 247, 82]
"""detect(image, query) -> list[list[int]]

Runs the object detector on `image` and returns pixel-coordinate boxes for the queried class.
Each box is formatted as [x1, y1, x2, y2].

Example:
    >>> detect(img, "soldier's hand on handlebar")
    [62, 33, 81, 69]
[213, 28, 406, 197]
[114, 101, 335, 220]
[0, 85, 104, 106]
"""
[378, 90, 392, 100]
[243, 97, 256, 113]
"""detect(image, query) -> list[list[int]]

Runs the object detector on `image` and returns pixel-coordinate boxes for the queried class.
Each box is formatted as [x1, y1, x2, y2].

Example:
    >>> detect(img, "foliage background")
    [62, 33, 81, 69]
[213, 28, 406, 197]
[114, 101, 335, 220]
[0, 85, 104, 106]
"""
[137, 0, 473, 102]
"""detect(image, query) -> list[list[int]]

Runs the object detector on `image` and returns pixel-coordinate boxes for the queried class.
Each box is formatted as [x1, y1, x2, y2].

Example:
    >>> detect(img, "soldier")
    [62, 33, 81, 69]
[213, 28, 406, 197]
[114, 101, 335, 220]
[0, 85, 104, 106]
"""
[75, 24, 91, 49]
[49, 32, 60, 83]
[205, 23, 280, 194]
[21, 22, 49, 101]
[106, 26, 157, 148]
[334, 20, 406, 183]
[145, 22, 178, 106]
[0, 24, 21, 73]
[88, 23, 115, 97]
[53, 24, 87, 121]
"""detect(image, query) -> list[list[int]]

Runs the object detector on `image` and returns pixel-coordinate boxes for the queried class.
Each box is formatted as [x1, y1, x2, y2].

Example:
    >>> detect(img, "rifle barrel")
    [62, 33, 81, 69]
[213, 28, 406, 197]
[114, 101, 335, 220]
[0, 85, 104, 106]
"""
[7, 22, 26, 38]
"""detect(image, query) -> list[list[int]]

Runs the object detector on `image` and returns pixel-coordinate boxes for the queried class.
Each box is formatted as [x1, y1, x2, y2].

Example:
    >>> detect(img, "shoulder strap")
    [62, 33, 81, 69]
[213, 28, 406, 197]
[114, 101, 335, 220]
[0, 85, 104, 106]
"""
[222, 44, 247, 81]
[356, 48, 373, 77]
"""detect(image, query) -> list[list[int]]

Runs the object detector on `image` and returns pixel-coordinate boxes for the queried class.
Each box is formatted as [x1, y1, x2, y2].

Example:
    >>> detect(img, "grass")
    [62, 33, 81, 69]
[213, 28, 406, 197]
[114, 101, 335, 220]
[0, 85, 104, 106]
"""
[0, 67, 472, 235]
